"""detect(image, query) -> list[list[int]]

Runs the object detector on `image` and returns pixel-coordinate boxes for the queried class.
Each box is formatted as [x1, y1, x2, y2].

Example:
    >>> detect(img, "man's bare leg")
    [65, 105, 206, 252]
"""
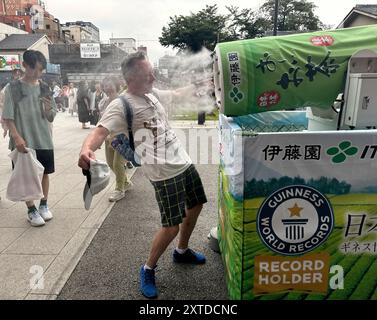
[41, 174, 49, 201]
[146, 225, 179, 268]
[178, 204, 203, 250]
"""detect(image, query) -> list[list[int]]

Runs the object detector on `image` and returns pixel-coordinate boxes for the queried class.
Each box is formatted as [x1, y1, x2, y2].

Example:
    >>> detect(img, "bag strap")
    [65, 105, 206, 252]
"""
[9, 80, 25, 118]
[9, 80, 50, 120]
[119, 95, 135, 151]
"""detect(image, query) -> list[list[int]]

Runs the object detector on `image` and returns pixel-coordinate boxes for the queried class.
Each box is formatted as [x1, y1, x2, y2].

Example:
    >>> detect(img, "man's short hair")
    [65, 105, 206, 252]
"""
[23, 50, 47, 69]
[121, 51, 147, 81]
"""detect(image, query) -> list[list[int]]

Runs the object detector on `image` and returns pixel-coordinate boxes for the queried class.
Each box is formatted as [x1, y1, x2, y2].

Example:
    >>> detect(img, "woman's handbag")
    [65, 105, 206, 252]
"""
[89, 109, 99, 126]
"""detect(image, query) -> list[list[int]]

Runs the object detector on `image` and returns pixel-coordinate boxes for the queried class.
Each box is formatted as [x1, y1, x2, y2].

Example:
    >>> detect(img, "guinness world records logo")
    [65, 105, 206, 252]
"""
[257, 185, 334, 256]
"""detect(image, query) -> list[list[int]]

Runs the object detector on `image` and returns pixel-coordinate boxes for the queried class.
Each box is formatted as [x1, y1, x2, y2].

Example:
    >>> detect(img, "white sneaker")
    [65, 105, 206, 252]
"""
[109, 190, 125, 202]
[124, 181, 133, 192]
[39, 205, 53, 221]
[27, 210, 45, 227]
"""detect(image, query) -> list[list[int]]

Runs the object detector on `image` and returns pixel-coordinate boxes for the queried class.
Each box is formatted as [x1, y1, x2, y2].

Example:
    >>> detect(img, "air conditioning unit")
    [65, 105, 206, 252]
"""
[340, 49, 377, 129]
[344, 73, 377, 127]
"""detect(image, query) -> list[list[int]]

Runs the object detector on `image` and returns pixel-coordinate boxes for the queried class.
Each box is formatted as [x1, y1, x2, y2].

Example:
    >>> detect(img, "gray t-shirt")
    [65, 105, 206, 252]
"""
[98, 89, 192, 182]
[2, 81, 56, 150]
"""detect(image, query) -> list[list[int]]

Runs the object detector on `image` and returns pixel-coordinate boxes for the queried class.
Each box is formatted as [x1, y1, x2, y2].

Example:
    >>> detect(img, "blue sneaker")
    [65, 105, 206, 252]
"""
[140, 266, 158, 299]
[173, 249, 206, 264]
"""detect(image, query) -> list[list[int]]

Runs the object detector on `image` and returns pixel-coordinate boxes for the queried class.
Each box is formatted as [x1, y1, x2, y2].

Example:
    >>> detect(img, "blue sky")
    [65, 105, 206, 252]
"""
[45, 0, 377, 64]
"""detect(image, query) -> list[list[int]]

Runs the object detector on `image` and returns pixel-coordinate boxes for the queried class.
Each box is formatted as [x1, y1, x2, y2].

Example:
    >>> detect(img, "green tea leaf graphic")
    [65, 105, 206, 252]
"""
[344, 147, 358, 156]
[327, 147, 339, 156]
[333, 153, 346, 163]
[339, 141, 351, 150]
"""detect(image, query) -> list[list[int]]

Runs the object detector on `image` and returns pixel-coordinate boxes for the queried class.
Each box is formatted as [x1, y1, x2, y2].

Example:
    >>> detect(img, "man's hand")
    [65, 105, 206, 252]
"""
[78, 148, 96, 170]
[14, 135, 27, 153]
[78, 126, 109, 169]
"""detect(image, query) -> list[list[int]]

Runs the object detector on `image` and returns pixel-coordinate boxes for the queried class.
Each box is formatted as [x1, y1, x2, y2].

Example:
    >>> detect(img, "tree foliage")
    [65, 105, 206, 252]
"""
[159, 5, 232, 53]
[260, 0, 324, 32]
[226, 5, 269, 39]
[159, 1, 325, 52]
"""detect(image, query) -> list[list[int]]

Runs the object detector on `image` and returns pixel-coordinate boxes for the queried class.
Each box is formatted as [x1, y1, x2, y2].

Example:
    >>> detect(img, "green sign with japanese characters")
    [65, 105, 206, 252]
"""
[214, 25, 377, 116]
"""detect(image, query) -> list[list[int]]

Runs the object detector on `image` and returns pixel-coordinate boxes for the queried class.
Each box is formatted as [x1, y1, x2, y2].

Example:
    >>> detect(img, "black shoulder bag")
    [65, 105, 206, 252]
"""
[111, 96, 141, 167]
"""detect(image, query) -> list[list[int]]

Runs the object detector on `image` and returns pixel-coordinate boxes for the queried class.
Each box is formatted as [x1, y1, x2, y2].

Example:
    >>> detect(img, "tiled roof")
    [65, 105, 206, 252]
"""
[0, 34, 45, 50]
[355, 4, 377, 17]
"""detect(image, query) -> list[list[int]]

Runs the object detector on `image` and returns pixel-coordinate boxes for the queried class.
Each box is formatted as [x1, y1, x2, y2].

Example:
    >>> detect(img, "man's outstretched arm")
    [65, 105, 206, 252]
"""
[78, 126, 109, 170]
[171, 78, 214, 102]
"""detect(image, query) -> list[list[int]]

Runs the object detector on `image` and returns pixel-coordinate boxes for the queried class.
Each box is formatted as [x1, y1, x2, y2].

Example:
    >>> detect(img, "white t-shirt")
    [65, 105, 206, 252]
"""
[53, 85, 61, 99]
[97, 88, 192, 182]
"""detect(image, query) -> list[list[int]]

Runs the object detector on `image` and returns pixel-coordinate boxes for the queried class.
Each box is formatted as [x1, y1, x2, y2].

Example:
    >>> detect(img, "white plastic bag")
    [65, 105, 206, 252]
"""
[6, 148, 45, 202]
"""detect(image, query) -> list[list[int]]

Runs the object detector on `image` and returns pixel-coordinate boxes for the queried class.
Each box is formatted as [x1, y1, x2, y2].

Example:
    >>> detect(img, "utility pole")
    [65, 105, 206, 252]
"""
[273, 0, 279, 36]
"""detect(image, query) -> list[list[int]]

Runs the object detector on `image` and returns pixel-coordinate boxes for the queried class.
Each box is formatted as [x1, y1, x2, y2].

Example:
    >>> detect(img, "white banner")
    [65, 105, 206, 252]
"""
[80, 43, 101, 59]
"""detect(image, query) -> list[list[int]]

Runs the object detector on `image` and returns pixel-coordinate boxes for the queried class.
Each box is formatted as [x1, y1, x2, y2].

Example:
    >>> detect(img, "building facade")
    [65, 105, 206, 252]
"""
[109, 38, 136, 54]
[0, 33, 58, 85]
[33, 11, 64, 44]
[137, 45, 147, 55]
[0, 21, 28, 41]
[338, 5, 377, 28]
[49, 43, 127, 83]
[61, 21, 100, 43]
[0, 14, 32, 32]
[0, 0, 41, 15]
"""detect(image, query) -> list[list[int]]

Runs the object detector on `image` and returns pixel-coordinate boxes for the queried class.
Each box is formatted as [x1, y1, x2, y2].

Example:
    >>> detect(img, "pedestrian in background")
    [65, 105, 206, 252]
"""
[68, 82, 78, 116]
[0, 69, 24, 138]
[62, 84, 69, 111]
[77, 81, 90, 129]
[91, 82, 103, 126]
[52, 81, 64, 112]
[100, 76, 133, 202]
[2, 50, 57, 227]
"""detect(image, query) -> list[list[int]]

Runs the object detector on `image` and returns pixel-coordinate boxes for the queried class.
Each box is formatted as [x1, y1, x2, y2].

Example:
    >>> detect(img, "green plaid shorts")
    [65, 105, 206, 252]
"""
[151, 165, 207, 227]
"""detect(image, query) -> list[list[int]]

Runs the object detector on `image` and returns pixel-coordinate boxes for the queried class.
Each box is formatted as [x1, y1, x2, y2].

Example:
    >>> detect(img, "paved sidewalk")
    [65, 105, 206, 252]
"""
[169, 120, 217, 128]
[0, 113, 221, 300]
[0, 112, 116, 300]
[58, 164, 227, 300]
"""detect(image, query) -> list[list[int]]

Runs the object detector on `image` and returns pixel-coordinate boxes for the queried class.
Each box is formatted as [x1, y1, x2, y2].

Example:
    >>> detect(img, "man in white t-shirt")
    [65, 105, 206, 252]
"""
[78, 52, 208, 299]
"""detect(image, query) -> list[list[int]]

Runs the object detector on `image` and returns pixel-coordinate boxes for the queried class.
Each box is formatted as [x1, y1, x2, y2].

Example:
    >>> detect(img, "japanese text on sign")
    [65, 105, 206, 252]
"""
[262, 145, 322, 161]
[256, 51, 340, 90]
[228, 52, 241, 86]
[80, 43, 101, 59]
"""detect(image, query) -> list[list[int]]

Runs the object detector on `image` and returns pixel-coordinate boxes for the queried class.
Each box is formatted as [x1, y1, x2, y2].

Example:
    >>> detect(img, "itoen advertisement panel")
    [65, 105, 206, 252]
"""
[219, 114, 377, 300]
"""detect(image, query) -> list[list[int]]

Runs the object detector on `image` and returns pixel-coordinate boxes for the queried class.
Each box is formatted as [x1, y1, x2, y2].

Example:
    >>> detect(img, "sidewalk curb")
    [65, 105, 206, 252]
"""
[24, 186, 116, 300]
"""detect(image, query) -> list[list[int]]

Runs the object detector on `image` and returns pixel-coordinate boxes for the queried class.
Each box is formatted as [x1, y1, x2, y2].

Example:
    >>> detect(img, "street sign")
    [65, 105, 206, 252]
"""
[80, 43, 101, 59]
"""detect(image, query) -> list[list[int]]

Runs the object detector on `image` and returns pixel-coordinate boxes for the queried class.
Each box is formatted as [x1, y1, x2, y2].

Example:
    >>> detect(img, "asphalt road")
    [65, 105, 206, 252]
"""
[58, 164, 229, 300]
